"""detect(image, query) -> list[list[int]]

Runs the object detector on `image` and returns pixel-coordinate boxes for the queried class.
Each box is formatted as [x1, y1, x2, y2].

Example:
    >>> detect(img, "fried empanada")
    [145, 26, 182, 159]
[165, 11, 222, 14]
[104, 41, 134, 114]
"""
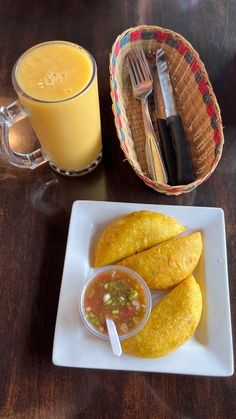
[93, 211, 185, 267]
[118, 232, 202, 289]
[122, 275, 202, 358]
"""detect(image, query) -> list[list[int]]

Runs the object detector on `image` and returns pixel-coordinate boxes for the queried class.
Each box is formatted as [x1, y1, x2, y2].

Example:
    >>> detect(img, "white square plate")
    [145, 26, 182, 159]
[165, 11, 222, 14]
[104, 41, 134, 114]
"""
[52, 201, 234, 376]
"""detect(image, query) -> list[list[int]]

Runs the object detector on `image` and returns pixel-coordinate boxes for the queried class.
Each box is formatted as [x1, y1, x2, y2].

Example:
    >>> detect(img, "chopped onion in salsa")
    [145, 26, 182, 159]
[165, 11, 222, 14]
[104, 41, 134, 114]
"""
[82, 268, 148, 336]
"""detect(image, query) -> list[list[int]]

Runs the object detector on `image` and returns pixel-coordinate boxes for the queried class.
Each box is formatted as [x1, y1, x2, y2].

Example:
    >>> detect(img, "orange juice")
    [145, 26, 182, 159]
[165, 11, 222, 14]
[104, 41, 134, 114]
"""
[14, 41, 102, 172]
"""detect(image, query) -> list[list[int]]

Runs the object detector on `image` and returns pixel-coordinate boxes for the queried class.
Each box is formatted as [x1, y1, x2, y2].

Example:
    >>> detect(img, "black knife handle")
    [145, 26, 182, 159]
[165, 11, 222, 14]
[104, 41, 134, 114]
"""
[157, 118, 177, 186]
[166, 115, 195, 185]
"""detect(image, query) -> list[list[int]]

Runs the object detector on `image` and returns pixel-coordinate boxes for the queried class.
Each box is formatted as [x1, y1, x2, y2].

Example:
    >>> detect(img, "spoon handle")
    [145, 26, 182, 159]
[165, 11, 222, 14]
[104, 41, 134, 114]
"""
[106, 319, 122, 357]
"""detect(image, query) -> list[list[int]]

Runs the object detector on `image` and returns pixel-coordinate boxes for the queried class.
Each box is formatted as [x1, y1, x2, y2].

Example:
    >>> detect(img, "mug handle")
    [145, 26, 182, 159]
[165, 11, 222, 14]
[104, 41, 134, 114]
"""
[0, 100, 48, 169]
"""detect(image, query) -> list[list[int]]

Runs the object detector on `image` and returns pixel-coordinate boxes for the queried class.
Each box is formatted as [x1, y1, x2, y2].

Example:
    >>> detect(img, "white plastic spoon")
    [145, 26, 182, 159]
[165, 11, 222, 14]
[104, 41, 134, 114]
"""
[106, 318, 122, 357]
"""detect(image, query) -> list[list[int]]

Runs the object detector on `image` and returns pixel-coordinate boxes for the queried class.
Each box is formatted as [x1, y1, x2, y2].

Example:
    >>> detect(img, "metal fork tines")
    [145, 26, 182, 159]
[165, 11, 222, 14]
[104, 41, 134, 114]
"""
[127, 47, 168, 184]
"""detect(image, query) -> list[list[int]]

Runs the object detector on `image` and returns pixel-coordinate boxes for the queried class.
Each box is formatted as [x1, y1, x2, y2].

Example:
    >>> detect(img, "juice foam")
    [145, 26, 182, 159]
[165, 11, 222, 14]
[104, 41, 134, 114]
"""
[16, 43, 93, 101]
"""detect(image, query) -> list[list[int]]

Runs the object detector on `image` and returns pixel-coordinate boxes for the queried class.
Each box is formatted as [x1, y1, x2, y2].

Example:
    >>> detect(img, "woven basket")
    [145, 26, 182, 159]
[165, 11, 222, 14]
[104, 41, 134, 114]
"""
[110, 25, 224, 195]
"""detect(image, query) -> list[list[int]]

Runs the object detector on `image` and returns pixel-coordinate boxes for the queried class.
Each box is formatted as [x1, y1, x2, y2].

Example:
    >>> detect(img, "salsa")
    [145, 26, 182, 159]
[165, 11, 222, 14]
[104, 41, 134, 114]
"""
[82, 268, 148, 336]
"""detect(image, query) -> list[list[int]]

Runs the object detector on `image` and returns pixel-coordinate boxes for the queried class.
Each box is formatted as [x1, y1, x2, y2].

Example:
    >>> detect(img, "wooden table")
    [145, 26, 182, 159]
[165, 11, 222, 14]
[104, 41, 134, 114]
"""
[0, 1, 235, 417]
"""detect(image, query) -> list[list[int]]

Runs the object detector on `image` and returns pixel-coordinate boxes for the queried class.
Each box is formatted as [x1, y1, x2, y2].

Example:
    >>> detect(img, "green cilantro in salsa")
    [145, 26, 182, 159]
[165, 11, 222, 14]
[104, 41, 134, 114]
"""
[83, 268, 147, 336]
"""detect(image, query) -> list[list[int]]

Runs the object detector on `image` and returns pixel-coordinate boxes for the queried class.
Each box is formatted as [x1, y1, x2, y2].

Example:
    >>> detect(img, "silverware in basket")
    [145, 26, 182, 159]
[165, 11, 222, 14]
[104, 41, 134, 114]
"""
[156, 48, 195, 185]
[127, 47, 168, 184]
[146, 51, 177, 186]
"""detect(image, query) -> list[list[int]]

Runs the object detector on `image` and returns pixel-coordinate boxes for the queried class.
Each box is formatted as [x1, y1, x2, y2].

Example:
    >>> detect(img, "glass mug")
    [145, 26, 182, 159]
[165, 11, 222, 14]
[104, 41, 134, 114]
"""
[0, 41, 102, 176]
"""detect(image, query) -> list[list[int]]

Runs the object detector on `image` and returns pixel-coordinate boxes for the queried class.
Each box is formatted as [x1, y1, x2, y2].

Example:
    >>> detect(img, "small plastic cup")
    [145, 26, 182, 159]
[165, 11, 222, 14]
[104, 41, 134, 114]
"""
[80, 265, 152, 341]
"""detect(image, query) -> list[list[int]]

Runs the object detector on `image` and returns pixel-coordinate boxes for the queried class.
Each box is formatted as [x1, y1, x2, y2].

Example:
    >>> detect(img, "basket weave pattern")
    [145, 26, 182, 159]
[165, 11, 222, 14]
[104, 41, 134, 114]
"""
[110, 26, 224, 195]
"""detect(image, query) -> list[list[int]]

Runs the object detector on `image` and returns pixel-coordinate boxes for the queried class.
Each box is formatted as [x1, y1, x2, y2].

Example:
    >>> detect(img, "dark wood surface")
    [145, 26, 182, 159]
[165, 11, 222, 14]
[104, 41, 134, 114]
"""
[0, 1, 235, 418]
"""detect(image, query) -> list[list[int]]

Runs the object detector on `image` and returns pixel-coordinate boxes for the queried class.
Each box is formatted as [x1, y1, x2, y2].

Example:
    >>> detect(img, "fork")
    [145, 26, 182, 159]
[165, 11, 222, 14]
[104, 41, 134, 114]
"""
[127, 47, 168, 184]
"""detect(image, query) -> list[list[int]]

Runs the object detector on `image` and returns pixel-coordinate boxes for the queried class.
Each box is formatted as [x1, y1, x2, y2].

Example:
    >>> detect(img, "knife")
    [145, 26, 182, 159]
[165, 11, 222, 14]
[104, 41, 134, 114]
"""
[156, 48, 195, 185]
[151, 57, 177, 185]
